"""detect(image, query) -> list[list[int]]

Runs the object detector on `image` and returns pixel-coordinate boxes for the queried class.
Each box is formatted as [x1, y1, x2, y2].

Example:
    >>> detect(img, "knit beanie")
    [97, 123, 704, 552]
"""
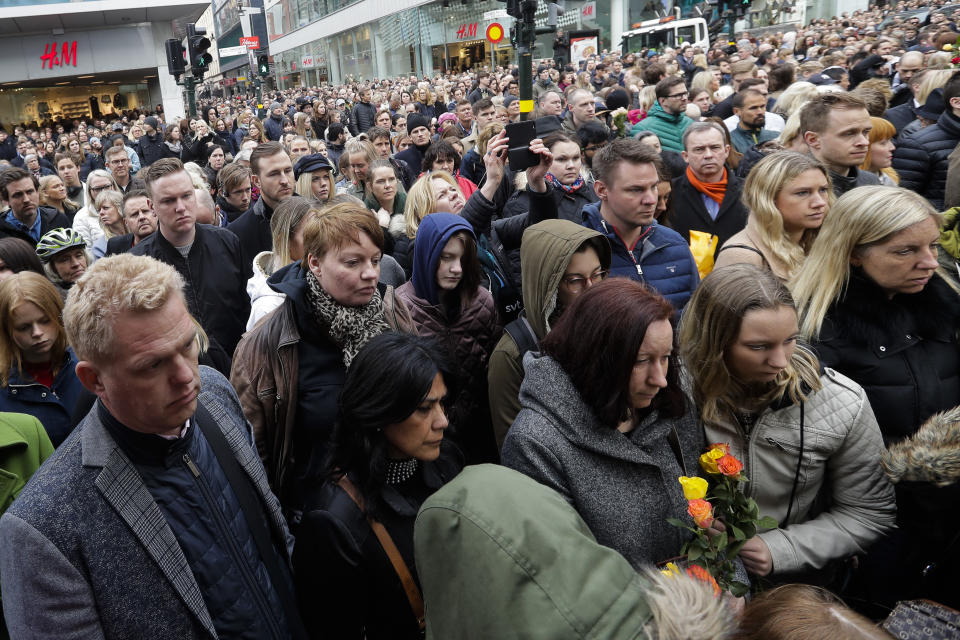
[406, 113, 431, 134]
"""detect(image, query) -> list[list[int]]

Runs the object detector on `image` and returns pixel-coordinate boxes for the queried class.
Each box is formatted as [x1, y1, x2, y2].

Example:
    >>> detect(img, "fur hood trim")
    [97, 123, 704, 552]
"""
[882, 405, 960, 487]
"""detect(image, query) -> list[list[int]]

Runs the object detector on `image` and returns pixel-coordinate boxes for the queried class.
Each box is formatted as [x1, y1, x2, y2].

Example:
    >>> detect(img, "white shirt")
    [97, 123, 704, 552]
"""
[724, 111, 785, 133]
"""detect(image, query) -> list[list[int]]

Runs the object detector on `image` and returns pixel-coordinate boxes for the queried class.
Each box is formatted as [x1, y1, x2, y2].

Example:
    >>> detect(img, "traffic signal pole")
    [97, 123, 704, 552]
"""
[506, 0, 559, 121]
[183, 76, 197, 119]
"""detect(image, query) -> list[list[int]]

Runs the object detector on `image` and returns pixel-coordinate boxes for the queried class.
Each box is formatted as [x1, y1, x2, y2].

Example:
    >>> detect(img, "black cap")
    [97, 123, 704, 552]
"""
[535, 115, 563, 137]
[916, 88, 945, 120]
[294, 153, 333, 180]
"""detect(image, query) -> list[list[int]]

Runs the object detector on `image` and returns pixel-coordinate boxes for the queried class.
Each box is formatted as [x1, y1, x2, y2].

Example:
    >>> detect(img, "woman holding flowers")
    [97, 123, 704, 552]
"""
[501, 278, 705, 569]
[679, 264, 896, 583]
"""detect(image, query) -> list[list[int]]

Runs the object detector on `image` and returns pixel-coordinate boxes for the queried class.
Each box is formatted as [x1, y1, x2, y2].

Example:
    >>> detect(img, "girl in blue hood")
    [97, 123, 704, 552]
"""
[395, 213, 502, 463]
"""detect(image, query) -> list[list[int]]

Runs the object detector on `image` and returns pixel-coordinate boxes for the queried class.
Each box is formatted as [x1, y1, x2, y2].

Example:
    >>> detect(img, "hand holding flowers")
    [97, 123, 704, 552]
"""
[667, 444, 778, 597]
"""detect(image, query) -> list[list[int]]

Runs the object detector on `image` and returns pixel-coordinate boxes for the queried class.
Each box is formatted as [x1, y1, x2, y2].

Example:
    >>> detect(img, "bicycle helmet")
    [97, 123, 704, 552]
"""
[36, 227, 86, 263]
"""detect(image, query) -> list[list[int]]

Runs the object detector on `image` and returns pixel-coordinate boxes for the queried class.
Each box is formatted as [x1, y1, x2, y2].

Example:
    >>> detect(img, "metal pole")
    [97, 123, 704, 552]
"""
[184, 76, 197, 119]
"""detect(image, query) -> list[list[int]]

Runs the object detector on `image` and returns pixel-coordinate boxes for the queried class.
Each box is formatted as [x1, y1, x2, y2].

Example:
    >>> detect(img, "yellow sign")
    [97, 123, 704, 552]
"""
[519, 99, 534, 113]
[238, 76, 247, 81]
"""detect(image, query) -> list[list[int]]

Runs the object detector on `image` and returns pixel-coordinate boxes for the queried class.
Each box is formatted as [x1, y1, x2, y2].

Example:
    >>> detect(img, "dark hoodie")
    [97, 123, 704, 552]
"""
[488, 220, 611, 448]
[395, 213, 502, 463]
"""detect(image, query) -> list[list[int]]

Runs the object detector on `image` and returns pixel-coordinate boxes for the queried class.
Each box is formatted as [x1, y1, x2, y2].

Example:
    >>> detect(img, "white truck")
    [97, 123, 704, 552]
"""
[620, 9, 710, 54]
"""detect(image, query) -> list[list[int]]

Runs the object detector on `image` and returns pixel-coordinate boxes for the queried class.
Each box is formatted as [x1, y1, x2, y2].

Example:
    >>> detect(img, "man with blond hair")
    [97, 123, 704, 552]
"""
[0, 253, 305, 640]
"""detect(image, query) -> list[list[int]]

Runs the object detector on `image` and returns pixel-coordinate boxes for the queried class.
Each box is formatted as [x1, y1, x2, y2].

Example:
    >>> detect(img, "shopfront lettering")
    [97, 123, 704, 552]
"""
[456, 23, 478, 39]
[41, 41, 78, 69]
[582, 3, 595, 17]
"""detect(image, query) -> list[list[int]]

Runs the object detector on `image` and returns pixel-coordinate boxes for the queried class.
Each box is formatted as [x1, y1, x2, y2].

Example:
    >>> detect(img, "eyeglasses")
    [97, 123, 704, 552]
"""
[561, 269, 608, 292]
[89, 184, 112, 193]
[667, 92, 689, 99]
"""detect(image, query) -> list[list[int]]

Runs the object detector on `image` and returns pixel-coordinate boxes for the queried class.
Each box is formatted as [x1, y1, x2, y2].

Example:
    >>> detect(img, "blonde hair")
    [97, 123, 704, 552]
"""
[182, 162, 210, 190]
[0, 272, 68, 386]
[772, 81, 817, 118]
[294, 111, 311, 138]
[476, 122, 505, 156]
[690, 70, 716, 96]
[94, 190, 125, 239]
[777, 110, 804, 148]
[39, 174, 80, 211]
[64, 254, 205, 364]
[791, 186, 942, 339]
[638, 85, 658, 113]
[641, 569, 734, 640]
[403, 170, 459, 239]
[295, 169, 335, 203]
[270, 198, 320, 271]
[860, 117, 899, 184]
[733, 584, 890, 640]
[742, 151, 834, 280]
[916, 69, 954, 105]
[679, 263, 822, 427]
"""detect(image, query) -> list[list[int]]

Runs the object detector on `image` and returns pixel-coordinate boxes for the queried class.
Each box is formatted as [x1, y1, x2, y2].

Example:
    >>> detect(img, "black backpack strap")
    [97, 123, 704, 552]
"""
[505, 315, 539, 358]
[717, 243, 770, 270]
[194, 401, 309, 640]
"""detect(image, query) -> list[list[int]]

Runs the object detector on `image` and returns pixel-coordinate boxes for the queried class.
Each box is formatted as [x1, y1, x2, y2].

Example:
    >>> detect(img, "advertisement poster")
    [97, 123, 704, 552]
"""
[570, 36, 599, 63]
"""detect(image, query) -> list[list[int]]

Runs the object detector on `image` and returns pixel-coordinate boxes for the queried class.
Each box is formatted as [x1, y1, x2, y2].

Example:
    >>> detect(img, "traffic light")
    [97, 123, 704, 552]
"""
[186, 24, 213, 79]
[165, 38, 186, 80]
[257, 54, 270, 77]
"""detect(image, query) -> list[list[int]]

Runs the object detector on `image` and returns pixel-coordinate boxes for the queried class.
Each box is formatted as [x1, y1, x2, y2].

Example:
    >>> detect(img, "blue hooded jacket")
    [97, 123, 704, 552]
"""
[411, 213, 476, 305]
[580, 202, 699, 311]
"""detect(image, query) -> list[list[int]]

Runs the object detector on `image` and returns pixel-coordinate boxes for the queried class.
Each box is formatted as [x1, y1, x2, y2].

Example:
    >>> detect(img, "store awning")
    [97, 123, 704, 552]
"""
[0, 0, 208, 36]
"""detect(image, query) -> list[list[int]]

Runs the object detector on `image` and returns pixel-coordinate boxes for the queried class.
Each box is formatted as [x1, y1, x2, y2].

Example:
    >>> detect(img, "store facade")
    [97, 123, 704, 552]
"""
[266, 0, 639, 87]
[0, 0, 209, 124]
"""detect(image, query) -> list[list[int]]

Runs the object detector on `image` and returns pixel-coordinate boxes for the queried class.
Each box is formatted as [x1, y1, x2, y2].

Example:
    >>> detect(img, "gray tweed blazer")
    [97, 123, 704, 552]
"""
[0, 366, 292, 639]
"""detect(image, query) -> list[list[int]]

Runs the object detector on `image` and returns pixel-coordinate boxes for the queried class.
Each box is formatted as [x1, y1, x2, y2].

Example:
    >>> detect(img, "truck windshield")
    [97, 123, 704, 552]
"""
[625, 28, 675, 51]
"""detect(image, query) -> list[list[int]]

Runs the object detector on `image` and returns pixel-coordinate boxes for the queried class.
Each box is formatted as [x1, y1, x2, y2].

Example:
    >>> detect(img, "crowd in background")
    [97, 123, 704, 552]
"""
[0, 0, 959, 637]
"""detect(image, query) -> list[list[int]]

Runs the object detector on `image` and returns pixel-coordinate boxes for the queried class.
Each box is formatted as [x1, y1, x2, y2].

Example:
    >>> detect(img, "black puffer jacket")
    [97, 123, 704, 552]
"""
[891, 109, 960, 210]
[131, 224, 250, 364]
[348, 100, 377, 136]
[812, 271, 960, 445]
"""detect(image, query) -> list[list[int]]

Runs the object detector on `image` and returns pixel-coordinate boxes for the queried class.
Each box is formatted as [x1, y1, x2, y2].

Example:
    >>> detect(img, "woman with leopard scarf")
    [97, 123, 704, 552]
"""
[231, 202, 416, 524]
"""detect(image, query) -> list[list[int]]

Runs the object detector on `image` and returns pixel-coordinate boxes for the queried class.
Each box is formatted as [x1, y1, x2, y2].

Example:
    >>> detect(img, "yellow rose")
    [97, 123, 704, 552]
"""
[944, 43, 954, 51]
[699, 448, 726, 474]
[660, 561, 682, 578]
[679, 476, 709, 501]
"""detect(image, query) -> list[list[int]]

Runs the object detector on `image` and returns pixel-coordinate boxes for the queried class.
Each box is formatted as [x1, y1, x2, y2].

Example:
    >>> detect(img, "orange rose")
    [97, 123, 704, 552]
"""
[717, 454, 743, 477]
[708, 443, 730, 454]
[686, 564, 722, 597]
[687, 498, 714, 528]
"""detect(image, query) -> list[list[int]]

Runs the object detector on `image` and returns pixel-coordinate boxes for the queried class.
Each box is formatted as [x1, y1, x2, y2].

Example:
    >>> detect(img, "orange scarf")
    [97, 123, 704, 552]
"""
[686, 166, 727, 204]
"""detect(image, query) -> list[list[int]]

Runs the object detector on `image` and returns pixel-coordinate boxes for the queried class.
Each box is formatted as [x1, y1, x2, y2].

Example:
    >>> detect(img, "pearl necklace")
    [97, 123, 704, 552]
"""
[385, 458, 418, 485]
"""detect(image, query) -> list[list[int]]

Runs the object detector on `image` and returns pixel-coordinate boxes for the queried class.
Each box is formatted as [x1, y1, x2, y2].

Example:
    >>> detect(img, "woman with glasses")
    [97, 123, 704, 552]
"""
[489, 219, 610, 448]
[71, 170, 118, 248]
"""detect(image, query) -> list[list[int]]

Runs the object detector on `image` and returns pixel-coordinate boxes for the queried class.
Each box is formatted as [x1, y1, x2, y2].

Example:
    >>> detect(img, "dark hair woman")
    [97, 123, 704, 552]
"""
[293, 332, 462, 639]
[501, 278, 704, 569]
[0, 238, 46, 283]
[395, 213, 501, 464]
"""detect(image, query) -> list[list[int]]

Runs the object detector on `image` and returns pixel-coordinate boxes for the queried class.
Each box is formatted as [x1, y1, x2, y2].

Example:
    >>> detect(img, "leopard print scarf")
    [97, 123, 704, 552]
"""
[305, 270, 390, 367]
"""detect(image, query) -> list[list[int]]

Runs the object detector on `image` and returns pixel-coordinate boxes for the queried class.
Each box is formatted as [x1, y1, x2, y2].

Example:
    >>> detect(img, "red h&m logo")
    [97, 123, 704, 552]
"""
[456, 23, 478, 39]
[582, 4, 594, 16]
[41, 41, 78, 69]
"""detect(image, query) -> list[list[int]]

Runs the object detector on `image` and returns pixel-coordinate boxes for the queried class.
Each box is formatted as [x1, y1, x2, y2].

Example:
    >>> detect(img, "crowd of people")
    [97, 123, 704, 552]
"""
[0, 0, 959, 637]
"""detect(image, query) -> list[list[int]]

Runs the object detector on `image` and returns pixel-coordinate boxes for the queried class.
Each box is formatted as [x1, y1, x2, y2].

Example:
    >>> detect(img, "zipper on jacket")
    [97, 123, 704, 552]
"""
[182, 452, 284, 640]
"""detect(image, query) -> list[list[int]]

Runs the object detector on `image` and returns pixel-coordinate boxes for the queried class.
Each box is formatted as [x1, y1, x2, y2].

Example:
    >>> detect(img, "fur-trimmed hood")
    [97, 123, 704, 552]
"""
[883, 405, 960, 487]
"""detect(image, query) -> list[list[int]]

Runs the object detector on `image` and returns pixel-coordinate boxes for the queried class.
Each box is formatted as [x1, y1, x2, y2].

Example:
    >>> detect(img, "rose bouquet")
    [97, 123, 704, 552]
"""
[667, 444, 778, 597]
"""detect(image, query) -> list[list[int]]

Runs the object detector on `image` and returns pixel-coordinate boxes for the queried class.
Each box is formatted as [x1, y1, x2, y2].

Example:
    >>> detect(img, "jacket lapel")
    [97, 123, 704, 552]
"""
[82, 413, 218, 638]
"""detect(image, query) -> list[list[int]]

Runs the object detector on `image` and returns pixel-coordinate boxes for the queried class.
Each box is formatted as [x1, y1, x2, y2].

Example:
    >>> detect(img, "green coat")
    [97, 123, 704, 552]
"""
[629, 101, 692, 152]
[0, 412, 53, 516]
[414, 464, 656, 639]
